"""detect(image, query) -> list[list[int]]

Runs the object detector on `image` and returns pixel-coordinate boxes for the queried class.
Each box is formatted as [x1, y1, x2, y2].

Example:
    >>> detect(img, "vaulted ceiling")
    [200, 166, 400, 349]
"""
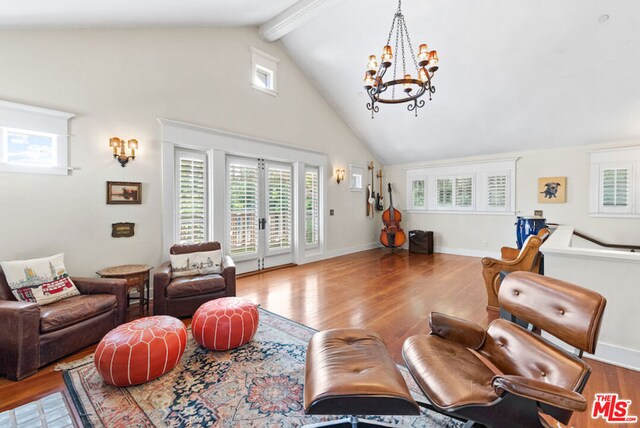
[2, 0, 639, 165]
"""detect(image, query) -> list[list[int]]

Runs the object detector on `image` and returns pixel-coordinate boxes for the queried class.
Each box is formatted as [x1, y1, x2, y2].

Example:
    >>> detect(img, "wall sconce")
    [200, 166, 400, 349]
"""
[335, 169, 345, 184]
[109, 137, 138, 167]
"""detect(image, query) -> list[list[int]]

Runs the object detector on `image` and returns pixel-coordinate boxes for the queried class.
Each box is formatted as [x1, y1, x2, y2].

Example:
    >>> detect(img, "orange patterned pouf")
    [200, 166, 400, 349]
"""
[94, 316, 187, 386]
[192, 297, 259, 351]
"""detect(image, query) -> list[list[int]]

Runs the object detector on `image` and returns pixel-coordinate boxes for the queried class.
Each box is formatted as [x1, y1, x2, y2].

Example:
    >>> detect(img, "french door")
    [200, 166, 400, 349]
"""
[227, 156, 294, 273]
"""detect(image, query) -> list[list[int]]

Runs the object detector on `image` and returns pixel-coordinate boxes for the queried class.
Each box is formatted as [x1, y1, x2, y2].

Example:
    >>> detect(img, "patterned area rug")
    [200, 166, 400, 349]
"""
[63, 308, 462, 427]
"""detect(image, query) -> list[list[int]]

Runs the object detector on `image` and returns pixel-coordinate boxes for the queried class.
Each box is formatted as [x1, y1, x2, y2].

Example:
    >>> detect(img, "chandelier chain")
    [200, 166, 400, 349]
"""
[402, 18, 420, 72]
[400, 16, 407, 78]
[392, 15, 401, 100]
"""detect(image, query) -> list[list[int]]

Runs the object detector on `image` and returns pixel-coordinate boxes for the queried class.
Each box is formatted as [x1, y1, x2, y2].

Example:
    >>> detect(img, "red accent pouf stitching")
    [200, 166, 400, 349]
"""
[192, 297, 259, 351]
[94, 316, 187, 386]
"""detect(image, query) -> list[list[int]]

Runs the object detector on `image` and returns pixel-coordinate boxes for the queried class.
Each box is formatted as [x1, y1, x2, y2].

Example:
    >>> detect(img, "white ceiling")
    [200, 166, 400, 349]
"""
[0, 0, 298, 27]
[281, 0, 640, 164]
[2, 0, 639, 165]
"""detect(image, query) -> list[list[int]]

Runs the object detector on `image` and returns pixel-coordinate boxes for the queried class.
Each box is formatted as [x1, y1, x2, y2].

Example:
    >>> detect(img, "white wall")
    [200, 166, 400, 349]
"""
[384, 142, 640, 256]
[0, 27, 380, 275]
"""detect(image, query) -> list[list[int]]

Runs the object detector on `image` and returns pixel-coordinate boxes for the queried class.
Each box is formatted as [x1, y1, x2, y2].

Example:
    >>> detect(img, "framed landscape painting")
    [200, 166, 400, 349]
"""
[107, 181, 142, 204]
[538, 176, 566, 203]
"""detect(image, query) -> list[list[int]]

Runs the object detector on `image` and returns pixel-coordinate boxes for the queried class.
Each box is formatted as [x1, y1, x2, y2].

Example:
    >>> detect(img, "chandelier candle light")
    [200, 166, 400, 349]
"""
[364, 0, 439, 118]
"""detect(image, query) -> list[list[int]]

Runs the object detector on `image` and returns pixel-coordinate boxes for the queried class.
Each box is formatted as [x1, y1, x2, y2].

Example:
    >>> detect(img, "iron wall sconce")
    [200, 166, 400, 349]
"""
[336, 169, 345, 184]
[109, 137, 138, 167]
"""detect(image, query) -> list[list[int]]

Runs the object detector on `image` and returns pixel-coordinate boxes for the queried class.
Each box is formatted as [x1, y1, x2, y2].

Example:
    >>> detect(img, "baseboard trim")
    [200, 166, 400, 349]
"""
[434, 246, 500, 259]
[301, 242, 381, 264]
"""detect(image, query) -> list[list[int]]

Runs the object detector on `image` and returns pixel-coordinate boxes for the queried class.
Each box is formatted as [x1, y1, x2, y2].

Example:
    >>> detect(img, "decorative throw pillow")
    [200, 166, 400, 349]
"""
[0, 253, 80, 305]
[170, 249, 222, 278]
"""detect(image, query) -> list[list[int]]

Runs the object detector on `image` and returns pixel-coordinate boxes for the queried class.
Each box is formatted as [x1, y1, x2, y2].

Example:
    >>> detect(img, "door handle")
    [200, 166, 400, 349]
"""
[259, 218, 266, 230]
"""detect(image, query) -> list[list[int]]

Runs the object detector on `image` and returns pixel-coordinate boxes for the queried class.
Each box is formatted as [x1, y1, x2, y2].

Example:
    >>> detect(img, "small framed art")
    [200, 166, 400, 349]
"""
[538, 177, 566, 203]
[107, 181, 142, 204]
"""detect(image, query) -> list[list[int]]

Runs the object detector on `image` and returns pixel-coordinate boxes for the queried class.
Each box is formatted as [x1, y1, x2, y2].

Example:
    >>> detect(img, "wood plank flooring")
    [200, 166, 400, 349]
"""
[1, 249, 638, 428]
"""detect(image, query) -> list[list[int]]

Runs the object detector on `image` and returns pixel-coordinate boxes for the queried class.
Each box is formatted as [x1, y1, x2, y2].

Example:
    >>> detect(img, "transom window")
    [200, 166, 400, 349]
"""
[0, 100, 74, 175]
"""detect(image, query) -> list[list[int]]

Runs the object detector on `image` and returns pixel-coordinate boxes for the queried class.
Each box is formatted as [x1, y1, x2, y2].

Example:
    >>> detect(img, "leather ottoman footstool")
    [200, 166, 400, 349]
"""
[192, 297, 259, 351]
[304, 328, 420, 427]
[94, 316, 187, 386]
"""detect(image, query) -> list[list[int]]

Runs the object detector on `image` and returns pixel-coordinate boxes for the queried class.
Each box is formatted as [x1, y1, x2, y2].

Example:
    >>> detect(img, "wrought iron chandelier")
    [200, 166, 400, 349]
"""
[364, 0, 439, 118]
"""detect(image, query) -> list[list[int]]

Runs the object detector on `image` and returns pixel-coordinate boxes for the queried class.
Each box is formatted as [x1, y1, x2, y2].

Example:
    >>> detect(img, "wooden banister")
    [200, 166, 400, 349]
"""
[547, 223, 640, 252]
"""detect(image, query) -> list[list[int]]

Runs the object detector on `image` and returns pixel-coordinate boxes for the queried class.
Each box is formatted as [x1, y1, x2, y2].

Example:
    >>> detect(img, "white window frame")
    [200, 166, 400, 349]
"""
[175, 148, 209, 244]
[406, 158, 517, 214]
[0, 100, 74, 175]
[304, 165, 321, 249]
[589, 146, 640, 218]
[250, 47, 279, 96]
[349, 164, 365, 191]
[408, 178, 426, 210]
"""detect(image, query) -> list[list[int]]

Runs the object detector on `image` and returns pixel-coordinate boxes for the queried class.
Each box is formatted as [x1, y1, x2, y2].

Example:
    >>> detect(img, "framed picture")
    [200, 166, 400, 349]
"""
[111, 222, 135, 238]
[107, 181, 142, 204]
[349, 164, 365, 191]
[538, 176, 566, 203]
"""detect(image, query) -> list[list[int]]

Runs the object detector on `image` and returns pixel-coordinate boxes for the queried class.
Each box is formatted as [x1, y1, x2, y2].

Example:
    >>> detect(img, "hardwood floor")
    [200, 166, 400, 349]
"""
[1, 249, 638, 428]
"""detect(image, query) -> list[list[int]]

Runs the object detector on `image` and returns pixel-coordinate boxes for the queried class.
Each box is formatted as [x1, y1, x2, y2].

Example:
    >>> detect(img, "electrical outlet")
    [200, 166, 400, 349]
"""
[534, 210, 543, 217]
[482, 240, 488, 247]
[330, 209, 335, 216]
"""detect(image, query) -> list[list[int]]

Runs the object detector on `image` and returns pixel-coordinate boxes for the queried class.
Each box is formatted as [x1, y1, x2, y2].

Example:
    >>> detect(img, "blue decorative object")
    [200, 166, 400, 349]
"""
[516, 216, 547, 249]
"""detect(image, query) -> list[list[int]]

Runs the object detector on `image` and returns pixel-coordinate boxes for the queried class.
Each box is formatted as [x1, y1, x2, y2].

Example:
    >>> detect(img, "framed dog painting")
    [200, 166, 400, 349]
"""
[538, 177, 566, 203]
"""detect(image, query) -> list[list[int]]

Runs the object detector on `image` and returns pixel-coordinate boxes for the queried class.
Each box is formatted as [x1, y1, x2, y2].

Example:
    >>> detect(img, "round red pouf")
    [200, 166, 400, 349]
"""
[94, 316, 187, 386]
[192, 297, 259, 351]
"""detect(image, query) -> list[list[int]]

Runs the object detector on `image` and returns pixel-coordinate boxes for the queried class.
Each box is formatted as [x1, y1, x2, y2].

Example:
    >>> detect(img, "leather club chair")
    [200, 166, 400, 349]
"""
[403, 271, 606, 428]
[0, 267, 127, 381]
[482, 228, 550, 312]
[153, 242, 236, 318]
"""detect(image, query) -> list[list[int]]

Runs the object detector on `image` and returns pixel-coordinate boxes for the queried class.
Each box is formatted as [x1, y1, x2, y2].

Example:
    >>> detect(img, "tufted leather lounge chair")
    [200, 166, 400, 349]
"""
[0, 267, 127, 381]
[153, 242, 236, 318]
[481, 228, 550, 312]
[403, 271, 606, 428]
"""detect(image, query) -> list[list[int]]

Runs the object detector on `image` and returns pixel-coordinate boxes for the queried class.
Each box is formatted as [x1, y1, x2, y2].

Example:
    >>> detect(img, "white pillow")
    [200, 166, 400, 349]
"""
[170, 249, 222, 278]
[0, 253, 80, 305]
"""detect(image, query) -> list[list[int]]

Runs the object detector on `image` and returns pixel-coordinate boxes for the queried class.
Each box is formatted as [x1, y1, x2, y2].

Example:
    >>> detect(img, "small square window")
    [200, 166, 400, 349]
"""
[254, 66, 273, 90]
[251, 47, 279, 96]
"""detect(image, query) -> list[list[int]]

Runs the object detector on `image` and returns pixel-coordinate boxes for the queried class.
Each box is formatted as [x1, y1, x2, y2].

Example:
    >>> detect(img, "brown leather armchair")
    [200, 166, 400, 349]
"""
[153, 242, 236, 318]
[403, 271, 606, 428]
[482, 228, 550, 311]
[0, 268, 127, 381]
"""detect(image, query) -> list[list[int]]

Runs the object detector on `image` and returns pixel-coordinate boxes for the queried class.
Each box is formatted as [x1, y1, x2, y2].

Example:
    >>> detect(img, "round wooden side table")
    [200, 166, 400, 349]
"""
[97, 264, 153, 316]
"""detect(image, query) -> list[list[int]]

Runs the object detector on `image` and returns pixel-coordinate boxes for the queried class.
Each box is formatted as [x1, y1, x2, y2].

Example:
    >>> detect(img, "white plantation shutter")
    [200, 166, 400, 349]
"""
[176, 150, 207, 244]
[455, 177, 473, 208]
[305, 167, 320, 246]
[228, 160, 259, 256]
[487, 174, 508, 208]
[267, 164, 292, 250]
[436, 178, 453, 207]
[411, 180, 425, 208]
[602, 168, 629, 207]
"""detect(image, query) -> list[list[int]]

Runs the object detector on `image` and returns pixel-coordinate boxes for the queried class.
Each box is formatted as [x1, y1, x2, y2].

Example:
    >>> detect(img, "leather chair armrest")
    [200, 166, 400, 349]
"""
[500, 246, 520, 260]
[429, 312, 486, 350]
[492, 375, 587, 412]
[153, 261, 172, 315]
[0, 300, 41, 380]
[72, 277, 127, 326]
[72, 277, 126, 295]
[222, 255, 236, 297]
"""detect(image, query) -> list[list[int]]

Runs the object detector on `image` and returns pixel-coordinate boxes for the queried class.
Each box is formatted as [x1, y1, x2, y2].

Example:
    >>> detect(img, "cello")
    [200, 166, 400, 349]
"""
[380, 183, 406, 248]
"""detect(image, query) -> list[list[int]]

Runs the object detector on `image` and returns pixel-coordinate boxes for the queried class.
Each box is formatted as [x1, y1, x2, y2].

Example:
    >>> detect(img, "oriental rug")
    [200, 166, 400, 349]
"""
[62, 308, 461, 428]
